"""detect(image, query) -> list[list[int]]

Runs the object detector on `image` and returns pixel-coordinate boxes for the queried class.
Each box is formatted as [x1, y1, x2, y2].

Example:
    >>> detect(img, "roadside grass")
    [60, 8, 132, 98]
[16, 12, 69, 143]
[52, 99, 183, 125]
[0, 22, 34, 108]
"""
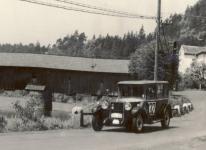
[52, 110, 71, 121]
[0, 92, 95, 132]
[0, 94, 75, 132]
[0, 110, 15, 118]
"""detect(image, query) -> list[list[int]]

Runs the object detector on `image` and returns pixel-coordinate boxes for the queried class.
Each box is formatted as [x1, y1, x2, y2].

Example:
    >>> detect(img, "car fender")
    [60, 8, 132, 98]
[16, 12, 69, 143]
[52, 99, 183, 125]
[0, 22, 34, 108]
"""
[92, 105, 102, 115]
[131, 107, 147, 120]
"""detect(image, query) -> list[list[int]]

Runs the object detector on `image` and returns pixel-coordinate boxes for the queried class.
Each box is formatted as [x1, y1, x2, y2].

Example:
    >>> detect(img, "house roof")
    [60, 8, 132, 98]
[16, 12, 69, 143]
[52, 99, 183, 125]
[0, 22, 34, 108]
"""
[118, 80, 168, 85]
[0, 53, 129, 74]
[181, 45, 206, 55]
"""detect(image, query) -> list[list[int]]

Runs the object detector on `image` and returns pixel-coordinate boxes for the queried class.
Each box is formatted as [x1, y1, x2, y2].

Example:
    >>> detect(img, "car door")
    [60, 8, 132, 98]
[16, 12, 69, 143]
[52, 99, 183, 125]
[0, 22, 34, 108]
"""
[156, 84, 169, 118]
[146, 84, 157, 116]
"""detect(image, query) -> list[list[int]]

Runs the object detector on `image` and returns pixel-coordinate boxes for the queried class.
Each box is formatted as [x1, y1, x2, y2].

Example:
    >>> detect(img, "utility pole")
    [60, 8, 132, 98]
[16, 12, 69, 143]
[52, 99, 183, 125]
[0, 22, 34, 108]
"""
[154, 0, 161, 81]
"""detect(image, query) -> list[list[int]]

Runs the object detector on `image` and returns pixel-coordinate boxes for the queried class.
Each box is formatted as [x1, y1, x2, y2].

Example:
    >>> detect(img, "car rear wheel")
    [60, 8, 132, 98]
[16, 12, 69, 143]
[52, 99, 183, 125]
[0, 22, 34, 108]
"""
[132, 114, 144, 133]
[92, 115, 103, 131]
[161, 109, 170, 128]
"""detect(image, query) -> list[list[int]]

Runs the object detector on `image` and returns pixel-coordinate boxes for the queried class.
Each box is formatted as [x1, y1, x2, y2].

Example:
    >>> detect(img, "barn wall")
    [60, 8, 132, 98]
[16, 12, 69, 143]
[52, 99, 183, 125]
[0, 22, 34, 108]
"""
[0, 67, 131, 95]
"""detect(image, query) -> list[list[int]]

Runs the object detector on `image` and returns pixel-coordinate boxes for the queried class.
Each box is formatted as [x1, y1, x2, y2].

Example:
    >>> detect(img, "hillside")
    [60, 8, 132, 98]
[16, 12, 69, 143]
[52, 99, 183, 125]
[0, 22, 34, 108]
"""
[163, 0, 206, 46]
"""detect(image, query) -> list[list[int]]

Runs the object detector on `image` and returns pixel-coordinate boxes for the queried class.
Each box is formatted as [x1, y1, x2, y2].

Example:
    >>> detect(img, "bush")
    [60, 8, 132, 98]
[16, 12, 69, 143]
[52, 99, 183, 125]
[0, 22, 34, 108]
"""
[8, 94, 73, 132]
[6, 116, 72, 132]
[1, 90, 28, 97]
[39, 117, 72, 130]
[6, 117, 41, 132]
[13, 94, 43, 123]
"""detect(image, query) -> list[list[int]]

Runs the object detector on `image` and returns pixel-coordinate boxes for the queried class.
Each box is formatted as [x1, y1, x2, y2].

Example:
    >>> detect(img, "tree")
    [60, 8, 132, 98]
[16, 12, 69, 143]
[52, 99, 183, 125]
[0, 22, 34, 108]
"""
[184, 60, 206, 89]
[129, 40, 179, 88]
[138, 25, 146, 43]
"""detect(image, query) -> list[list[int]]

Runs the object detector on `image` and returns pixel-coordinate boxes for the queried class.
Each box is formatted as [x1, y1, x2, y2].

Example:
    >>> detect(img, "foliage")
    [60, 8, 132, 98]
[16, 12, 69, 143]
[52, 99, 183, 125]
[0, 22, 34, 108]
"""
[6, 117, 41, 132]
[0, 0, 206, 57]
[0, 115, 7, 132]
[1, 90, 28, 97]
[129, 40, 179, 88]
[9, 95, 72, 131]
[183, 60, 206, 89]
[13, 94, 43, 123]
[6, 116, 72, 132]
[39, 117, 72, 130]
[0, 27, 155, 59]
[162, 0, 206, 46]
[0, 42, 48, 54]
[50, 29, 152, 59]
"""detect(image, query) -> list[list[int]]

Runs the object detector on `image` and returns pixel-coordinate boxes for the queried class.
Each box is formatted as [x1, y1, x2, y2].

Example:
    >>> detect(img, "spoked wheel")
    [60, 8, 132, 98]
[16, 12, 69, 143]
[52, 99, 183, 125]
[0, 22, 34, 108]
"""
[92, 115, 103, 131]
[161, 109, 170, 129]
[132, 114, 144, 133]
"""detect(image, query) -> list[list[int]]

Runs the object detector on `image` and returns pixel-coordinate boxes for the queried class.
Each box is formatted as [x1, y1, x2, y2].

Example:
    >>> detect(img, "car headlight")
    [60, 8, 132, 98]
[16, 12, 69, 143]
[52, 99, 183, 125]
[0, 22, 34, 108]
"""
[125, 102, 132, 111]
[101, 100, 109, 109]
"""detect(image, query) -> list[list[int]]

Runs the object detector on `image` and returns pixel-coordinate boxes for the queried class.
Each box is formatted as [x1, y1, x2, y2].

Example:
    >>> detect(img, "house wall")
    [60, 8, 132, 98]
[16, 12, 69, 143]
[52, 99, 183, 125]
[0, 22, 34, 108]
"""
[178, 47, 196, 74]
[178, 47, 206, 74]
[0, 67, 131, 95]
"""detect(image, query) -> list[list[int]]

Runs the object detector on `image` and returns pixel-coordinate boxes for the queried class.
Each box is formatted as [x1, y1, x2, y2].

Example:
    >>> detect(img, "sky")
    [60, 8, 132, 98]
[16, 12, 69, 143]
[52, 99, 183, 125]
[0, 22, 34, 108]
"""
[0, 0, 199, 45]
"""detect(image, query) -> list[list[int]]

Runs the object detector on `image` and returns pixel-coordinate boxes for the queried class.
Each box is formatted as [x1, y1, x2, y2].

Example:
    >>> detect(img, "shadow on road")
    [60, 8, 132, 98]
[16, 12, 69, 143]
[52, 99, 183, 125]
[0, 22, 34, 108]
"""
[102, 126, 178, 134]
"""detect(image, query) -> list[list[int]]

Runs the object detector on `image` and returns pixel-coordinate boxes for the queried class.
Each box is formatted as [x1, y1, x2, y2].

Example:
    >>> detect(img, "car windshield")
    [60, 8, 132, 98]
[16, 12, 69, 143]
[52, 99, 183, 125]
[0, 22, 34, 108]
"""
[118, 84, 144, 98]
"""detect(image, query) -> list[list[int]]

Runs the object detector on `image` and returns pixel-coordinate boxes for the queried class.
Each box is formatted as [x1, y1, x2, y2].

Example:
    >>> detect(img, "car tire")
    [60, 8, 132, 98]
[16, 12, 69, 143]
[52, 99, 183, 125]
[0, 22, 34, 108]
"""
[125, 121, 132, 132]
[161, 109, 170, 129]
[92, 115, 103, 131]
[132, 114, 144, 133]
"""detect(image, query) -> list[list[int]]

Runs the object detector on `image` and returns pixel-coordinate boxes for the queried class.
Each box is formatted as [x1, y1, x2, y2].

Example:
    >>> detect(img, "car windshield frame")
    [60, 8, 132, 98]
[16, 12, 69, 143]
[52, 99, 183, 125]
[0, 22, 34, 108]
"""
[118, 81, 169, 100]
[118, 84, 145, 99]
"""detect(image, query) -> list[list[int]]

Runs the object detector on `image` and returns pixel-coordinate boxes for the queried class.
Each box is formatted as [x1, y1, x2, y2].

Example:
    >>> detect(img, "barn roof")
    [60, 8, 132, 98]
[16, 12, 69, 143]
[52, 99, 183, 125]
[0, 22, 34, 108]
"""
[0, 53, 129, 74]
[181, 45, 206, 55]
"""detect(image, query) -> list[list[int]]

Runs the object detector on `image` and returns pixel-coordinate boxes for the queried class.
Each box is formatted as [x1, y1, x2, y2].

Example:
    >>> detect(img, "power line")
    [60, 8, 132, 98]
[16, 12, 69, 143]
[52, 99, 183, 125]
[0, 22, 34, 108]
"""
[19, 0, 156, 20]
[54, 0, 155, 19]
[161, 11, 206, 20]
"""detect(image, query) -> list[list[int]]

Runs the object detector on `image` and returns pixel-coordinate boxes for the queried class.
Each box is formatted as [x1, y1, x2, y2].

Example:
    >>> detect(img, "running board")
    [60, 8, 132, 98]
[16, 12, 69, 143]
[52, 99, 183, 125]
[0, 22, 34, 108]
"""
[151, 120, 162, 123]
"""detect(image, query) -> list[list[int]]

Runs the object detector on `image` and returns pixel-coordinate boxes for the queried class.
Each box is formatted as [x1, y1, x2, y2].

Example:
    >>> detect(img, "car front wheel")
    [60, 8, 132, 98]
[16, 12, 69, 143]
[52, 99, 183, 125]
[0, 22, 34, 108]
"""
[161, 109, 170, 128]
[132, 114, 144, 133]
[92, 115, 103, 131]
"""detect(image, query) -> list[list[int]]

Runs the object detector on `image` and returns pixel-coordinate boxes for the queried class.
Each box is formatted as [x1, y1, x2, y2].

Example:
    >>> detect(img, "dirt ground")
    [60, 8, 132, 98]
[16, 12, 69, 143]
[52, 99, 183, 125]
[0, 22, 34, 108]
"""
[0, 90, 205, 150]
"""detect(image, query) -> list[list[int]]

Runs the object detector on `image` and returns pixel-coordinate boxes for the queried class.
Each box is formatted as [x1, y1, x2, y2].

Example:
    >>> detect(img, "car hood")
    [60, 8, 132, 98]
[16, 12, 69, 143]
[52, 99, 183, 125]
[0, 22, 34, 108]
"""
[118, 97, 144, 103]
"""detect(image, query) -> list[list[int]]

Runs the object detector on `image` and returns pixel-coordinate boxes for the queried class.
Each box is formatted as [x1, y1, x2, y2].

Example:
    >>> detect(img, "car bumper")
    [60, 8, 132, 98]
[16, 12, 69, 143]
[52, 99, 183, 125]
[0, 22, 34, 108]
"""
[102, 111, 132, 126]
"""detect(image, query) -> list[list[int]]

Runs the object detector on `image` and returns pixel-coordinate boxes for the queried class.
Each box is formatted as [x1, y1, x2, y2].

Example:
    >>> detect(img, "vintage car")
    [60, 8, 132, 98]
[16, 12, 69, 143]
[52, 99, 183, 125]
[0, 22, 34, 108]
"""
[91, 80, 173, 132]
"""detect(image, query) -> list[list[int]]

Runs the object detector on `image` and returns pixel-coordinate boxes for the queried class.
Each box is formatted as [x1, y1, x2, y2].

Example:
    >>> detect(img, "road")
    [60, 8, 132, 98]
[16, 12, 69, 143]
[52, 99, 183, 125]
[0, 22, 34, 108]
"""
[0, 90, 206, 150]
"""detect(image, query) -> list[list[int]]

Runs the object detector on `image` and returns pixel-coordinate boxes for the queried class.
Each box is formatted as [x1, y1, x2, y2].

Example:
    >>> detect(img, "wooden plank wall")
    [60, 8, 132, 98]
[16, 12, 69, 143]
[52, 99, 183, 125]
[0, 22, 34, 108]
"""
[0, 67, 131, 95]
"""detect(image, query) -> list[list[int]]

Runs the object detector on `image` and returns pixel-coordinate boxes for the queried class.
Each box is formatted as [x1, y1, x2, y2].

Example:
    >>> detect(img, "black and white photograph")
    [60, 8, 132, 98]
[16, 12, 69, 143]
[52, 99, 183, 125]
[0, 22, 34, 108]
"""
[0, 0, 206, 149]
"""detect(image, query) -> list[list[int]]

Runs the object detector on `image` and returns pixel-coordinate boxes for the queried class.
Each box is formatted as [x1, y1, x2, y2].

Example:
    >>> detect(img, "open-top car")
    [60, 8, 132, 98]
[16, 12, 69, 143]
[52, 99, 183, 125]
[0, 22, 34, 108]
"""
[91, 80, 173, 132]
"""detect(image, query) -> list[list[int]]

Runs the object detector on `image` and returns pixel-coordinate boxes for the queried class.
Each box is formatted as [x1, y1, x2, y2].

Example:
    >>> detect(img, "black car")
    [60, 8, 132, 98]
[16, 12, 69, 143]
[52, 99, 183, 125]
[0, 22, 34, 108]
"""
[91, 80, 173, 132]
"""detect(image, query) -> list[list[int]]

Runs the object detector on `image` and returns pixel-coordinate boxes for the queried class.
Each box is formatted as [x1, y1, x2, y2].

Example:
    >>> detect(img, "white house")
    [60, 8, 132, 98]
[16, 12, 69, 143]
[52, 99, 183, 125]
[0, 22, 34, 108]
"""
[178, 45, 206, 74]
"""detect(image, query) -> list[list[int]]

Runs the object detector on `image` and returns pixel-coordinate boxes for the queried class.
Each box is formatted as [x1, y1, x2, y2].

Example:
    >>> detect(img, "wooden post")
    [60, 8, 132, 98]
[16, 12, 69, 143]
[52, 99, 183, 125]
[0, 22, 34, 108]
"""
[154, 0, 161, 81]
[80, 110, 84, 127]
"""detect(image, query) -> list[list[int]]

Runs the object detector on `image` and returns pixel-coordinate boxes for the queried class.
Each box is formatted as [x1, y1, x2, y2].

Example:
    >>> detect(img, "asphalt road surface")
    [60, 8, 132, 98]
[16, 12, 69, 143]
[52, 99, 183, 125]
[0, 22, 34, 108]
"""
[0, 90, 206, 150]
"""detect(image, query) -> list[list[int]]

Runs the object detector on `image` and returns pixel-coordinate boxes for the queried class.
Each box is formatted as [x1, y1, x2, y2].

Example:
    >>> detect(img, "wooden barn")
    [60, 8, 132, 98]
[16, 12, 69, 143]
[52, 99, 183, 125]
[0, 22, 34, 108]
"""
[0, 53, 131, 95]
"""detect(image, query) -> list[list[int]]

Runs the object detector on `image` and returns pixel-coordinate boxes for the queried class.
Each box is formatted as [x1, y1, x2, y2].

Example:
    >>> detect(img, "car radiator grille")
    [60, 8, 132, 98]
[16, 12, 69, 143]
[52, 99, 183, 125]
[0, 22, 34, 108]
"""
[111, 102, 124, 113]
